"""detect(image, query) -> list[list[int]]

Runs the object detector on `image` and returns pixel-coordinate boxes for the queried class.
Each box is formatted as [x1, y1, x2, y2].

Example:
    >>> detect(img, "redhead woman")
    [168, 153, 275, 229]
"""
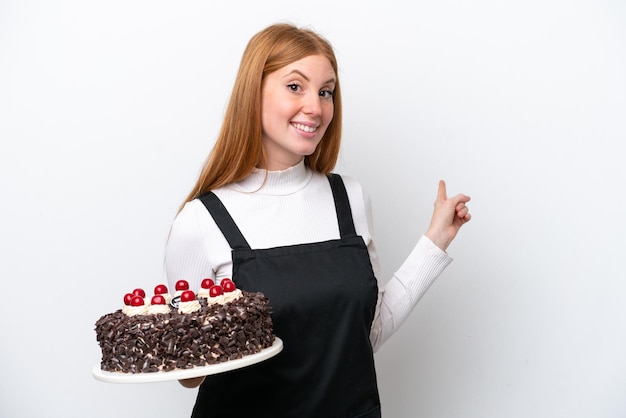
[165, 23, 471, 417]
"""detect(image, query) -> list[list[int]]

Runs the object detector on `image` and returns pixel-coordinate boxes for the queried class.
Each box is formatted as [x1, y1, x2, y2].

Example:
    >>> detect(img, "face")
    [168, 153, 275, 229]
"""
[260, 54, 336, 170]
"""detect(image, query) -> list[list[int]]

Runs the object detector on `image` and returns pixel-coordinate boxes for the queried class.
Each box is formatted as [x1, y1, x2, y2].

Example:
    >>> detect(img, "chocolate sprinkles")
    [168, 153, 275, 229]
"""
[95, 291, 275, 373]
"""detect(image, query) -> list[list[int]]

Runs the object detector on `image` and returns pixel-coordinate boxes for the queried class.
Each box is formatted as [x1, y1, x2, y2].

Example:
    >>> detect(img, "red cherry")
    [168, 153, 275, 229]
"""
[175, 280, 189, 291]
[209, 285, 223, 297]
[201, 278, 215, 289]
[132, 288, 146, 298]
[221, 280, 236, 293]
[180, 290, 196, 302]
[130, 295, 145, 307]
[123, 293, 134, 306]
[151, 295, 166, 305]
[154, 284, 168, 295]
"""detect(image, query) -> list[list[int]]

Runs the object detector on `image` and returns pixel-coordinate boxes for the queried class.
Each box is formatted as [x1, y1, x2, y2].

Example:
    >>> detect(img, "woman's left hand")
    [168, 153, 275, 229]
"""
[425, 180, 471, 251]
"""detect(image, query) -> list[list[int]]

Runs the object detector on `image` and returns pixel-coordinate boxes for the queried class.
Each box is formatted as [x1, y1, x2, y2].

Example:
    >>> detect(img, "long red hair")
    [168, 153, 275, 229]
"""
[181, 23, 342, 209]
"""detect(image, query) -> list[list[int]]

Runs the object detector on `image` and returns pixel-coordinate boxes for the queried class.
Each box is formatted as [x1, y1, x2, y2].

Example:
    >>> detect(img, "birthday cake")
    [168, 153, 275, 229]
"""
[95, 279, 275, 373]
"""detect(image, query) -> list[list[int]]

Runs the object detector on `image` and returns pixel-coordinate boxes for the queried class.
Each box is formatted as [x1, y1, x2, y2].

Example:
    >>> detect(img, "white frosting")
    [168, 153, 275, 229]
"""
[178, 300, 201, 314]
[197, 287, 212, 299]
[148, 304, 171, 315]
[122, 305, 149, 316]
[205, 289, 243, 305]
[222, 289, 243, 303]
[155, 293, 173, 304]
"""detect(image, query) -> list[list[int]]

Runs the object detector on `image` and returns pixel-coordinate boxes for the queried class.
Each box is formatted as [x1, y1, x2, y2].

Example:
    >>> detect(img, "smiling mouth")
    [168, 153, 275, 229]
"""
[292, 123, 318, 133]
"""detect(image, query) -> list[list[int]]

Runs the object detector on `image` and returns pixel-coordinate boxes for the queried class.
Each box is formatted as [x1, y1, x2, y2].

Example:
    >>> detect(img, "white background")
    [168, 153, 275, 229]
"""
[1, 1, 625, 417]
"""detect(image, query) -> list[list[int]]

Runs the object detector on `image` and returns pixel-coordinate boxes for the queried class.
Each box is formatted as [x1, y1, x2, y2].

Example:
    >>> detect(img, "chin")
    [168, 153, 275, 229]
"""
[298, 141, 323, 156]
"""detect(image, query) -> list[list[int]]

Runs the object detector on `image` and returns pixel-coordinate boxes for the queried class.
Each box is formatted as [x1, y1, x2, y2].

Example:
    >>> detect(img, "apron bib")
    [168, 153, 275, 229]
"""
[191, 174, 381, 418]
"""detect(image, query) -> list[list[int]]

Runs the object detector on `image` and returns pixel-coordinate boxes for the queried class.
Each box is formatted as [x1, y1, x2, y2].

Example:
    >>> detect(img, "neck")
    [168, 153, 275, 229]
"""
[258, 152, 305, 171]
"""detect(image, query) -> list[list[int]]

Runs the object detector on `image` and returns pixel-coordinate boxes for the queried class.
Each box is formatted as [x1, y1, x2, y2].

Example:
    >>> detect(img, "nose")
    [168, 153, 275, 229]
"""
[302, 92, 322, 116]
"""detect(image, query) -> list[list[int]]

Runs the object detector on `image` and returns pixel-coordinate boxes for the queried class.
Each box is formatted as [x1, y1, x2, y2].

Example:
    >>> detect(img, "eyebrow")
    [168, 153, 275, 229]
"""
[285, 69, 336, 86]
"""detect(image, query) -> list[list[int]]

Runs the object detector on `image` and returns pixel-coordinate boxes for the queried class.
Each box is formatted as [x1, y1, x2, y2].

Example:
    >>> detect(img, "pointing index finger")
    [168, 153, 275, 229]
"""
[438, 180, 448, 201]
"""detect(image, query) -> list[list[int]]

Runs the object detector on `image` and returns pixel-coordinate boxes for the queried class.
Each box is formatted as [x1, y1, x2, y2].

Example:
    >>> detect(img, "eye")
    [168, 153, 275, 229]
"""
[287, 83, 301, 92]
[319, 89, 334, 99]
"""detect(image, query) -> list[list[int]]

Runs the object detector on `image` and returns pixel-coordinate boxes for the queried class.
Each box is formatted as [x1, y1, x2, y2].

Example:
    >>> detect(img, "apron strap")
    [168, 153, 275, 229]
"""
[198, 174, 355, 249]
[198, 192, 251, 250]
[328, 174, 357, 238]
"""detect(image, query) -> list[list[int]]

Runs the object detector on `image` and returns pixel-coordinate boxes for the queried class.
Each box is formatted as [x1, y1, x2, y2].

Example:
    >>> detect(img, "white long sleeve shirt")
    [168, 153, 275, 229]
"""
[165, 160, 452, 352]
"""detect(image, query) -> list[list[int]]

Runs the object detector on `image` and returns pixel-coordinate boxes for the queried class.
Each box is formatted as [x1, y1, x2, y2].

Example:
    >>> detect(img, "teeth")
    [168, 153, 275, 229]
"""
[293, 123, 317, 133]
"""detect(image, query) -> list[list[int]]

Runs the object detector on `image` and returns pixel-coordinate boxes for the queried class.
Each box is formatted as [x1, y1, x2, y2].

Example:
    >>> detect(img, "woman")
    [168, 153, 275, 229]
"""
[165, 23, 471, 417]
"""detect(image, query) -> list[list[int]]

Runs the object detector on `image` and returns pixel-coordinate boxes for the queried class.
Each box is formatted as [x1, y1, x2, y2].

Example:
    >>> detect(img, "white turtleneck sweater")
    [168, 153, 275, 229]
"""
[165, 160, 452, 352]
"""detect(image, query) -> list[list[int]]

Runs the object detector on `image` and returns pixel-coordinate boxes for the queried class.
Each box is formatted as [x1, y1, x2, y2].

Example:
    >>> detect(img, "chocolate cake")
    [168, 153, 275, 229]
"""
[94, 279, 275, 374]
